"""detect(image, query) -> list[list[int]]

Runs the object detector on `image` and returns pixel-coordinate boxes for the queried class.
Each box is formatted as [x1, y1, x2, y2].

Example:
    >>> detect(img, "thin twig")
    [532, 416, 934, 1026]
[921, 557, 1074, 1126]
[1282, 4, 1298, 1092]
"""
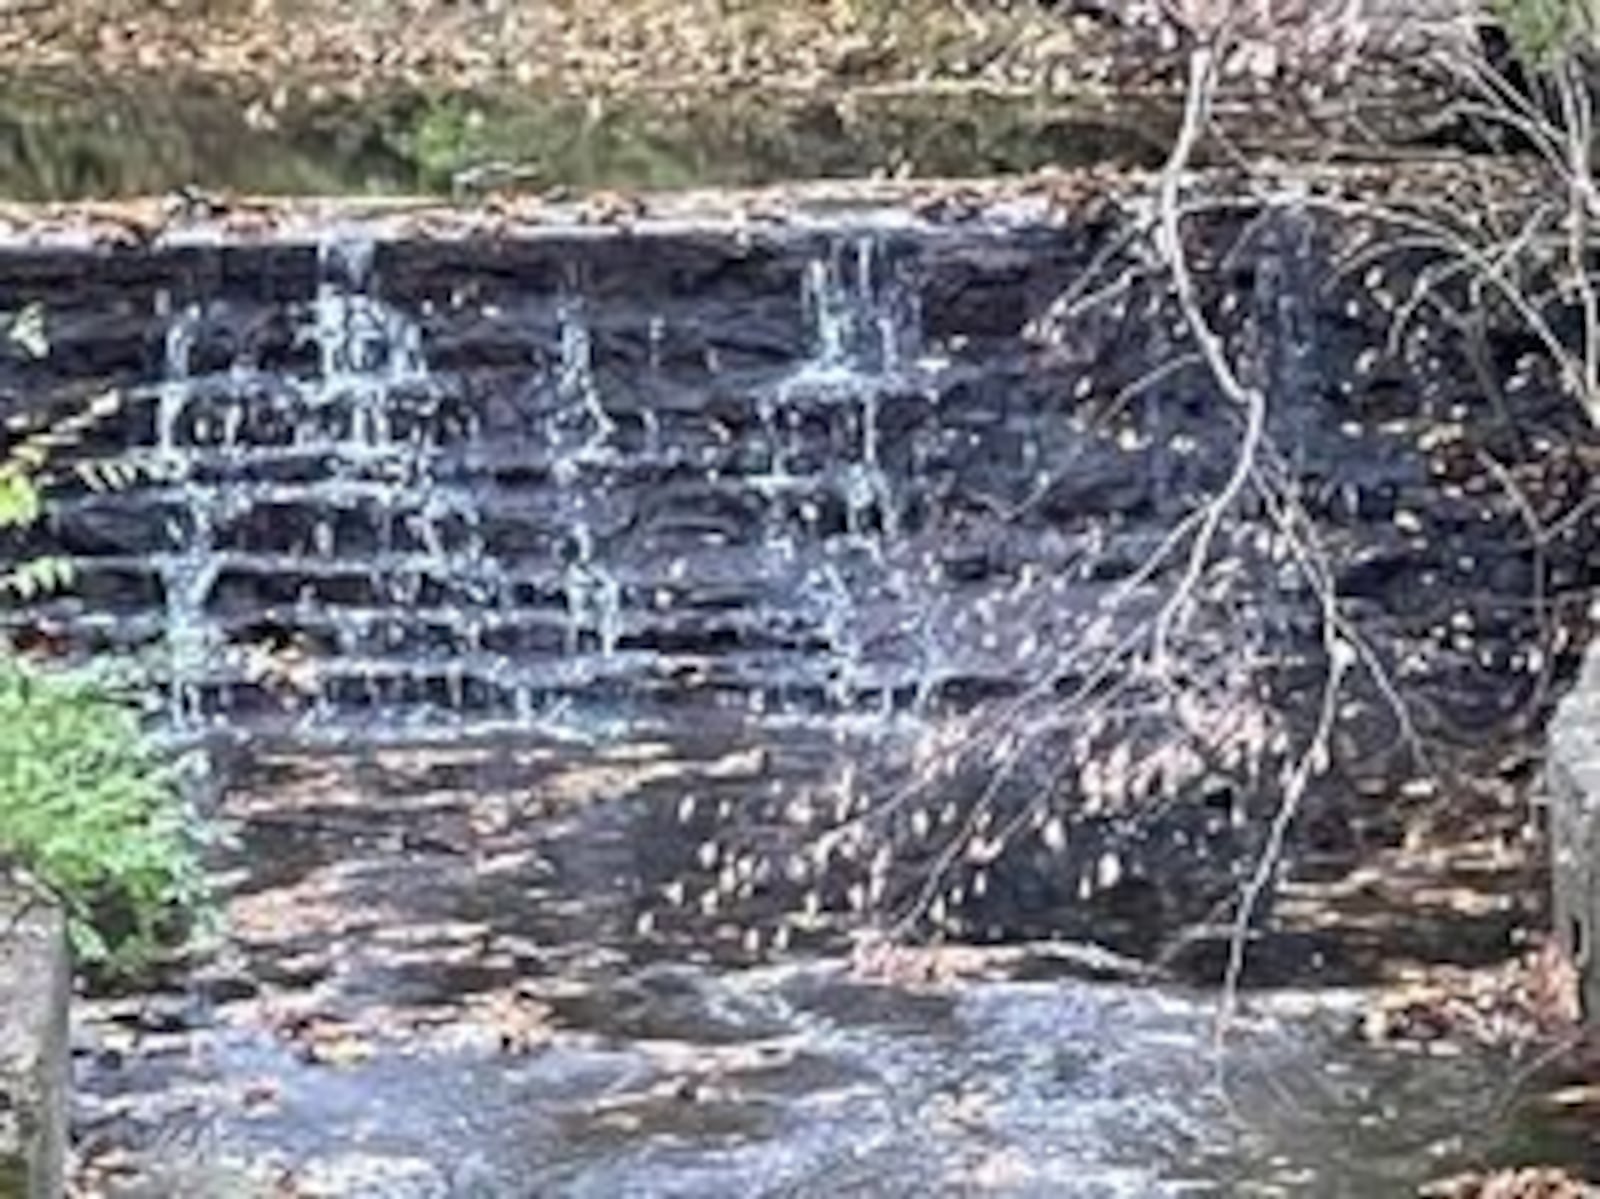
[1150, 42, 1270, 673]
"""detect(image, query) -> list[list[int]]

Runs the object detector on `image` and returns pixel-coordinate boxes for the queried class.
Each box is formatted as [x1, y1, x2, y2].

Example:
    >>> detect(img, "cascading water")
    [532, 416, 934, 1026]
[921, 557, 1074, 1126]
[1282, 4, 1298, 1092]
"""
[550, 293, 625, 676]
[136, 231, 467, 738]
[36, 203, 1588, 1199]
[87, 226, 946, 745]
[763, 236, 925, 719]
[154, 295, 219, 729]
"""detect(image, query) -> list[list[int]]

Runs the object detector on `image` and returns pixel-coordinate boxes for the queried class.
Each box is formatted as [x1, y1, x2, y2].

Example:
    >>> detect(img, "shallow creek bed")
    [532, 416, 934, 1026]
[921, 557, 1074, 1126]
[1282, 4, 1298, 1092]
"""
[67, 735, 1599, 1198]
[0, 175, 1590, 1196]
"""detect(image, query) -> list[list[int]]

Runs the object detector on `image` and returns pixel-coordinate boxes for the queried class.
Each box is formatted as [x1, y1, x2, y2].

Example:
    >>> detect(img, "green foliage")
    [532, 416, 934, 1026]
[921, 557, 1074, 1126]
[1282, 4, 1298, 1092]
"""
[6, 301, 47, 361]
[0, 303, 73, 600]
[0, 463, 40, 526]
[0, 657, 208, 971]
[1, 307, 146, 600]
[1493, 0, 1600, 65]
[1, 306, 206, 973]
[0, 455, 75, 602]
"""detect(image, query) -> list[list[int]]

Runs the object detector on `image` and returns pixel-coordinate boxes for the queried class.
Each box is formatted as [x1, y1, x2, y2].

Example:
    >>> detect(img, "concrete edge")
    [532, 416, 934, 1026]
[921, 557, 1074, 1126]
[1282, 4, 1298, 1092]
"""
[0, 883, 69, 1199]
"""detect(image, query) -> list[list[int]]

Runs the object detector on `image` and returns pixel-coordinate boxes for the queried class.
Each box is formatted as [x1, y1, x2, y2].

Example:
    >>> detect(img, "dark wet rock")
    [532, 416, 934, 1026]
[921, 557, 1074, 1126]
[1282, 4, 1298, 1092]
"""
[1, 189, 1589, 751]
[2, 182, 1595, 954]
[548, 962, 792, 1045]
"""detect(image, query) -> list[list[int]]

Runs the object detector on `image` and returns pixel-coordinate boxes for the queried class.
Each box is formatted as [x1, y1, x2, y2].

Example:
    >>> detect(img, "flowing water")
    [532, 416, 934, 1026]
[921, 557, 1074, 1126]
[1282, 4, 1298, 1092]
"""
[73, 735, 1592, 1198]
[51, 213, 1084, 747]
[4, 178, 1587, 1194]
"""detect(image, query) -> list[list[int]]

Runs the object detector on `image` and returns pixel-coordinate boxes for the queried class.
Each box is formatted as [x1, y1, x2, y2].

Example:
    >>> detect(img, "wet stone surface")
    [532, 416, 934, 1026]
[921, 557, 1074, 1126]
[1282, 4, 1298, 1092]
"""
[0, 890, 68, 1199]
[1, 193, 1590, 767]
[70, 737, 1595, 1198]
[4, 193, 1593, 982]
[0, 161, 1587, 1199]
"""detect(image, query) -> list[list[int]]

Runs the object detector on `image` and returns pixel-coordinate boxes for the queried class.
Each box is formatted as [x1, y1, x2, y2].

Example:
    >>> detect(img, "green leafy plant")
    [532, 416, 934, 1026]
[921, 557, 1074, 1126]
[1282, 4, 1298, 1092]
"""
[1, 307, 144, 599]
[1, 304, 69, 600]
[0, 657, 208, 970]
[1493, 0, 1600, 65]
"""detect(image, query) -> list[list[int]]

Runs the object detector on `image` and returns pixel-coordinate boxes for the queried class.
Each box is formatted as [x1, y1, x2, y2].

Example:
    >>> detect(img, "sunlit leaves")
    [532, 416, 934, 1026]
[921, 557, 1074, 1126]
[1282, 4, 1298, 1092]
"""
[1, 390, 142, 601]
[0, 467, 40, 529]
[1, 555, 72, 601]
[0, 377, 194, 970]
[0, 468, 64, 598]
[75, 456, 146, 494]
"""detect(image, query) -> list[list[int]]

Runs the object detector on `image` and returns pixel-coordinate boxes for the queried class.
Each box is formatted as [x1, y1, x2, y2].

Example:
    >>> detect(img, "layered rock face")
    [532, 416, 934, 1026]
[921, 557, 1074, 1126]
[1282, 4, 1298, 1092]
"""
[1, 207, 1115, 739]
[0, 184, 1591, 943]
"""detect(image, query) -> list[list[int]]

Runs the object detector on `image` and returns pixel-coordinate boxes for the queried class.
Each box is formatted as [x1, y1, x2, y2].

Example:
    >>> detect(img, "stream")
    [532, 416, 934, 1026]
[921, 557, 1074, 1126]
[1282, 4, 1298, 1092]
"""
[6, 60, 1595, 1198]
[72, 733, 1590, 1198]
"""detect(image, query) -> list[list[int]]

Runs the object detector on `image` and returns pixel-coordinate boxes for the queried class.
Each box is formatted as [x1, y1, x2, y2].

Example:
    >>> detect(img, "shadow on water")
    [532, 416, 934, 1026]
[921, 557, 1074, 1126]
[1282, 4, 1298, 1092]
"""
[0, 70, 1171, 202]
[72, 733, 1600, 1197]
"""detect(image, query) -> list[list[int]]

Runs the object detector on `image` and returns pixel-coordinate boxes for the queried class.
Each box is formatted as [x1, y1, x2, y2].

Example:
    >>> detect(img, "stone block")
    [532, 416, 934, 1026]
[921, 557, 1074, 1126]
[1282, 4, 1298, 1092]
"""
[0, 886, 68, 1199]
[1549, 636, 1600, 1019]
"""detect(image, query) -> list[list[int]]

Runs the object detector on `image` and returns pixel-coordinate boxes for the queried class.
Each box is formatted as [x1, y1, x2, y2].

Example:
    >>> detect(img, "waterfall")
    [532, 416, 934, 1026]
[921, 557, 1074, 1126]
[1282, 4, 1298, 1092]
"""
[550, 294, 624, 671]
[154, 296, 219, 731]
[36, 226, 962, 746]
[776, 236, 922, 716]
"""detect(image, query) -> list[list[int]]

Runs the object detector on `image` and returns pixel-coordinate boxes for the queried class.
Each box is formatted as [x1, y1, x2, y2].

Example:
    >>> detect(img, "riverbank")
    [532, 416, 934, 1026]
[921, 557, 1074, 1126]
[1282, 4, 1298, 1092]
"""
[3, 0, 1122, 97]
[0, 1, 1481, 96]
[0, 1, 1482, 202]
